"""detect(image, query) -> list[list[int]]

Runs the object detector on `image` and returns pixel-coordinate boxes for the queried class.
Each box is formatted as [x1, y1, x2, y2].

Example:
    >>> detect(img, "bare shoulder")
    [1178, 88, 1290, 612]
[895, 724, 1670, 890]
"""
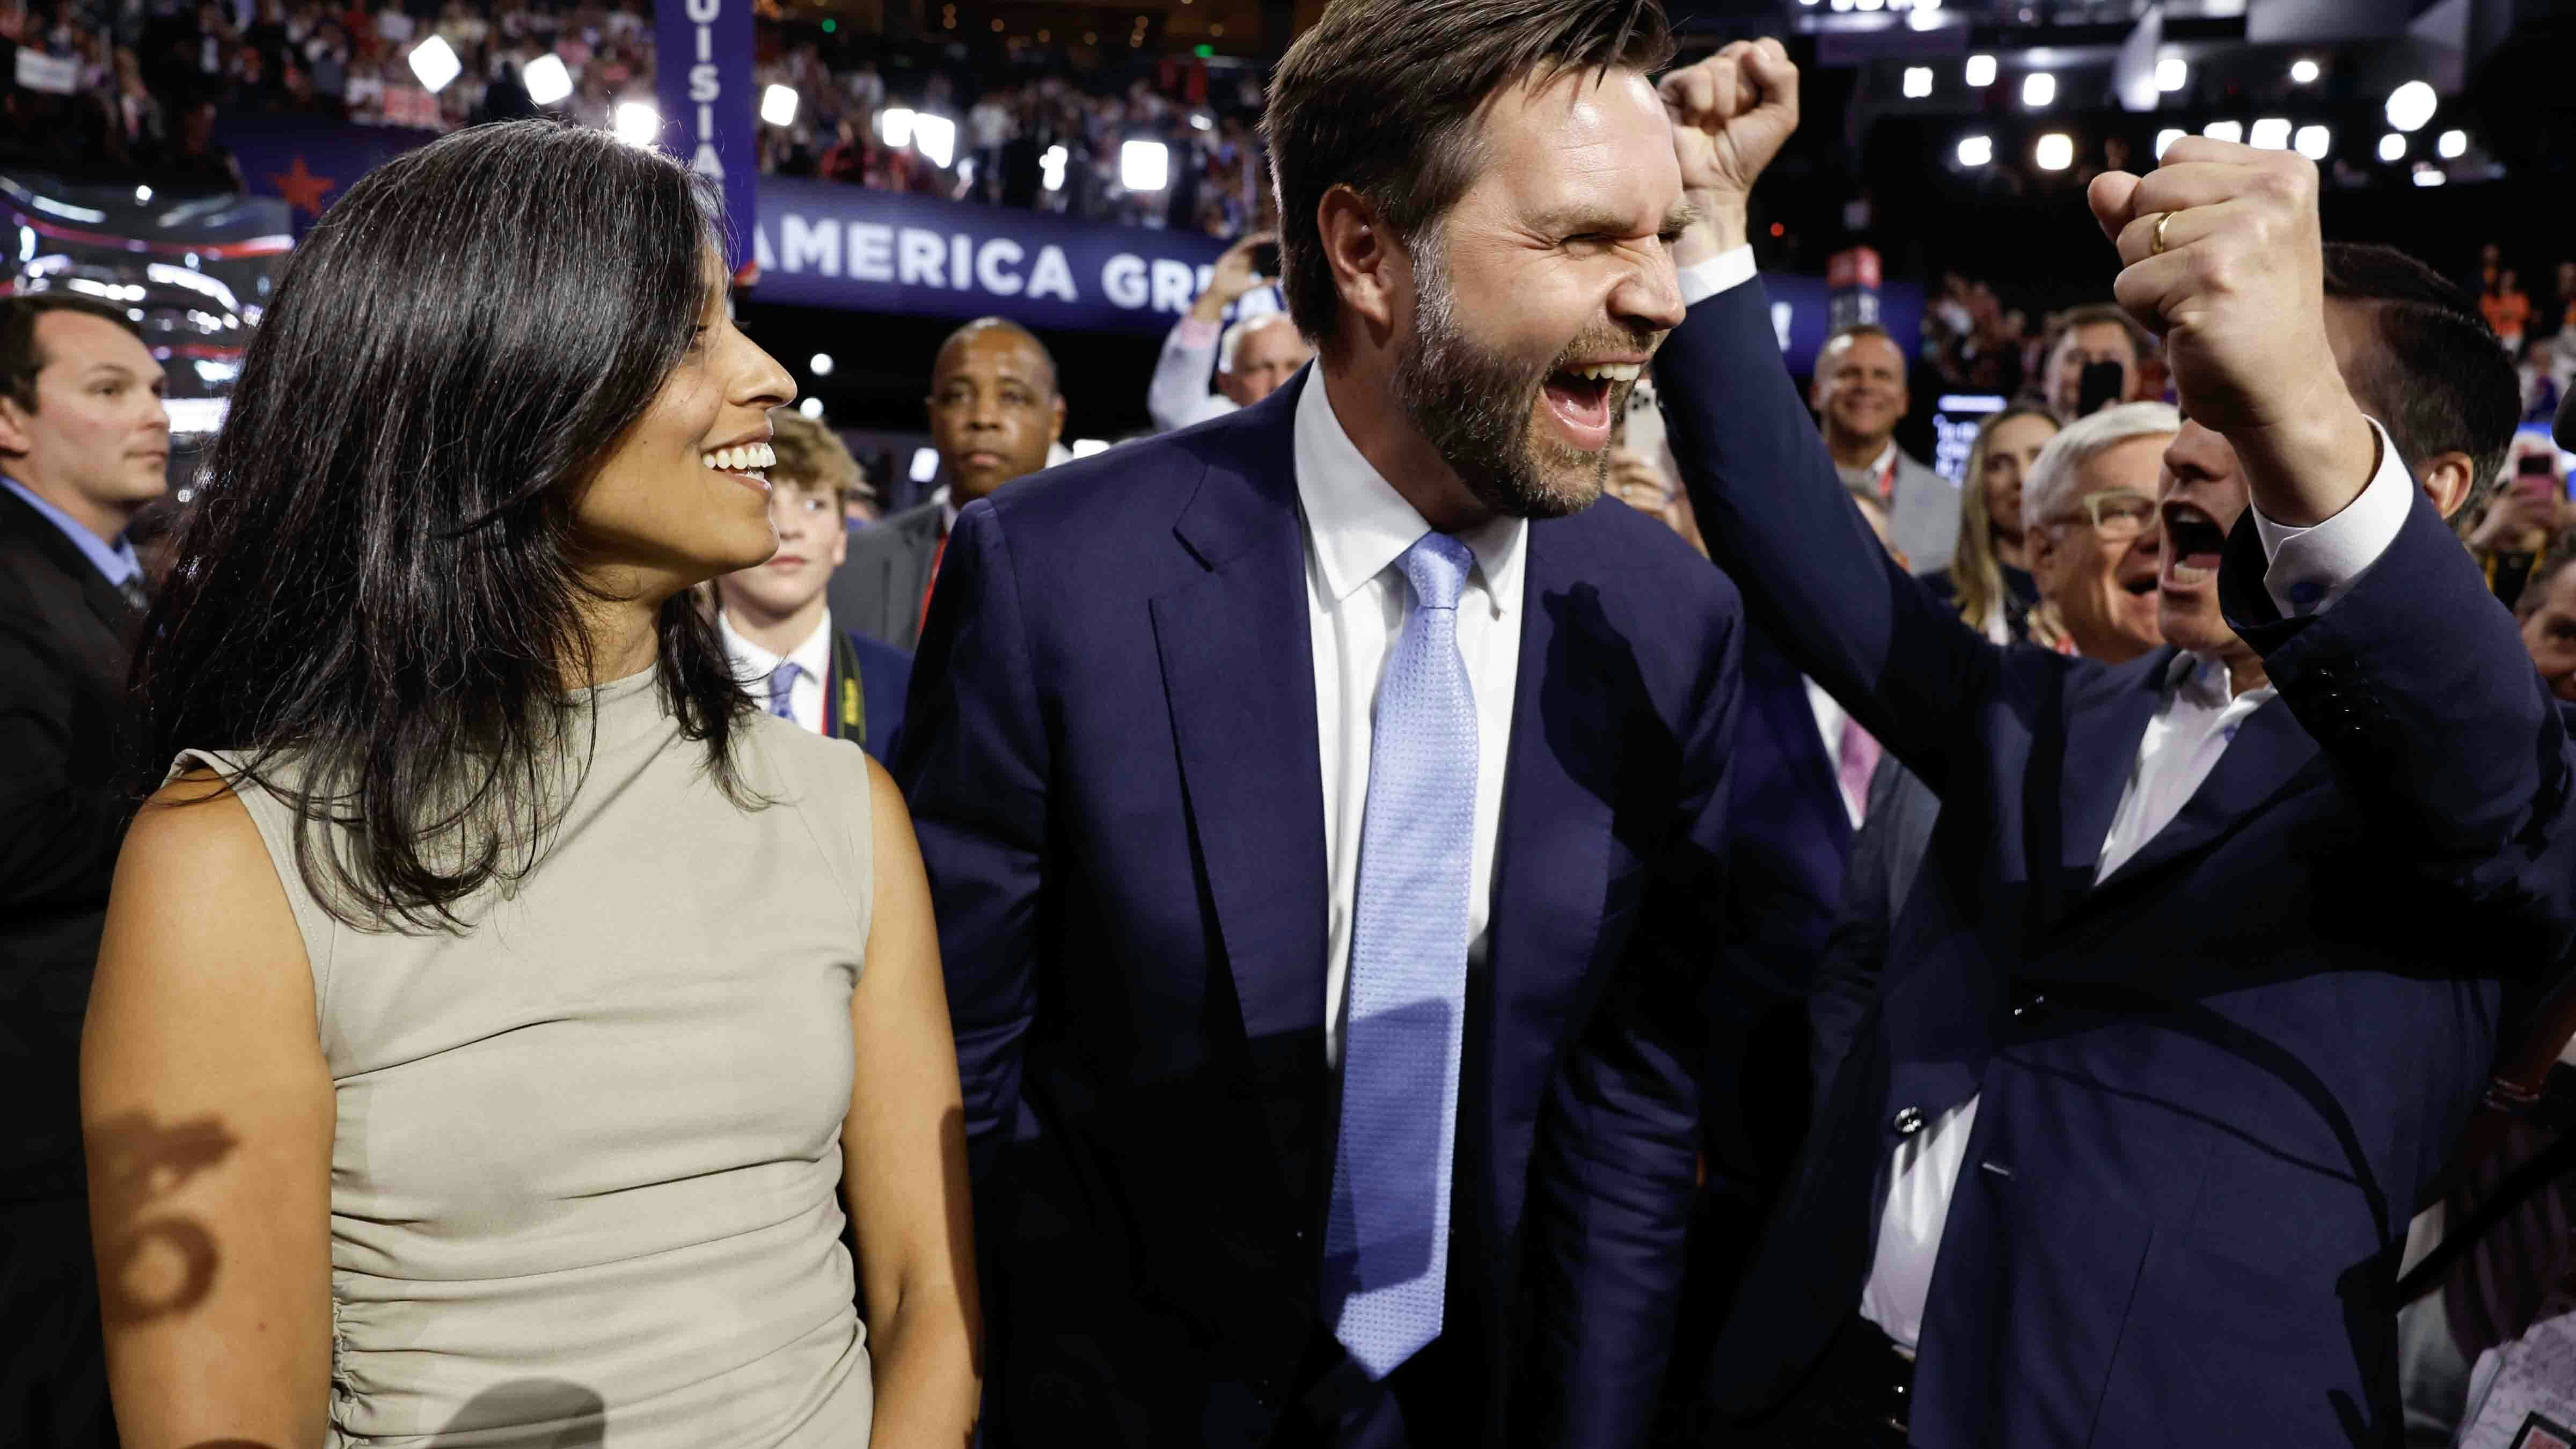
[121, 767, 274, 889]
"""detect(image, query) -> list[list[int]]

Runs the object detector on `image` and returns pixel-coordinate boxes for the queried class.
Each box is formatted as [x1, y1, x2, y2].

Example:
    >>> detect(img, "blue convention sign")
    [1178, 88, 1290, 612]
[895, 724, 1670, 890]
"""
[750, 179, 1235, 335]
[657, 0, 757, 270]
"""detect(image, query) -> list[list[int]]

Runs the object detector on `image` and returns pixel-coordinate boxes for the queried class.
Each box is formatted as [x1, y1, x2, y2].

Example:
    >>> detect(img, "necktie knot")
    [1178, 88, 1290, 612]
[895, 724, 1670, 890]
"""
[1397, 532, 1474, 614]
[766, 661, 802, 720]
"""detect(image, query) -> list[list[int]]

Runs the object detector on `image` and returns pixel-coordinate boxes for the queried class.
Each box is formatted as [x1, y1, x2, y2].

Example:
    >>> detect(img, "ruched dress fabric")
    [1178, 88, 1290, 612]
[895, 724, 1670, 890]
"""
[171, 670, 876, 1447]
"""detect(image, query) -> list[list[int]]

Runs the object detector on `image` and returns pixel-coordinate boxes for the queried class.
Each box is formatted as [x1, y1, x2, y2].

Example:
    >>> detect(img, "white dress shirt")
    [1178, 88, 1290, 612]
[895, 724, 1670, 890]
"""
[719, 609, 835, 736]
[1296, 371, 1527, 1067]
[1804, 679, 1866, 829]
[1679, 248, 2423, 1350]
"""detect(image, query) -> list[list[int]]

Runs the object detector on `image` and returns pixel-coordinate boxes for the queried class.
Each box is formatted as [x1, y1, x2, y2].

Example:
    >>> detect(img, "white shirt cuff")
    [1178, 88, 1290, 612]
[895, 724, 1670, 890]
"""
[1172, 317, 1221, 350]
[2250, 418, 2414, 618]
[1677, 246, 1760, 309]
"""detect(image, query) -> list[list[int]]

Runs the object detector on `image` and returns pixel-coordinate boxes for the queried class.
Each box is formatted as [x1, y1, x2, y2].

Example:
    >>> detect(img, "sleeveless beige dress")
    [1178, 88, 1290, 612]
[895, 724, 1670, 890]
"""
[172, 670, 877, 1447]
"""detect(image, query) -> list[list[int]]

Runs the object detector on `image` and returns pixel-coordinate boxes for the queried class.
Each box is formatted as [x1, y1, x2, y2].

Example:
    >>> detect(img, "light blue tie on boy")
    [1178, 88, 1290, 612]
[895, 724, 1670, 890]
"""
[1323, 530, 1479, 1380]
[766, 661, 801, 721]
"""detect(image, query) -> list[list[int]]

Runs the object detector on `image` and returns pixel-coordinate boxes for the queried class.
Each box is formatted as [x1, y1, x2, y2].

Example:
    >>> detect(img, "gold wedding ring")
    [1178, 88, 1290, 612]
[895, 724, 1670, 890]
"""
[2152, 209, 2178, 257]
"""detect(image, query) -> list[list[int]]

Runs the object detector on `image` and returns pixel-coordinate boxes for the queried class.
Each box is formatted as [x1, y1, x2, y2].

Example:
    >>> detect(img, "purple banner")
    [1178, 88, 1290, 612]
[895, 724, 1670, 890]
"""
[657, 0, 757, 272]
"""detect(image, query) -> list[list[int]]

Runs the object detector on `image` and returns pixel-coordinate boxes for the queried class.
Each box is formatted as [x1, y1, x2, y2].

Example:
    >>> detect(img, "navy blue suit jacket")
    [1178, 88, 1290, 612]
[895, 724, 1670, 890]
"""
[841, 626, 910, 764]
[1661, 280, 2576, 1447]
[895, 371, 1749, 1449]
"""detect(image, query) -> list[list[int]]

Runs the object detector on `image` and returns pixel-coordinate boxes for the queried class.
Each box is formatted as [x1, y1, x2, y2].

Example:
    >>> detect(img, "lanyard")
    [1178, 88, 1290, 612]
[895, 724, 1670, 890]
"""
[824, 626, 867, 744]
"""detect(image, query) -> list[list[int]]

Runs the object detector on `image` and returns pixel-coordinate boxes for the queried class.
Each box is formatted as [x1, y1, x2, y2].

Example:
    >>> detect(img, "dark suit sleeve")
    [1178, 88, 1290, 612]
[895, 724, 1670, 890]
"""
[0, 625, 128, 914]
[1521, 596, 1740, 1449]
[2221, 489, 2576, 940]
[891, 501, 1050, 1174]
[1656, 280, 2002, 795]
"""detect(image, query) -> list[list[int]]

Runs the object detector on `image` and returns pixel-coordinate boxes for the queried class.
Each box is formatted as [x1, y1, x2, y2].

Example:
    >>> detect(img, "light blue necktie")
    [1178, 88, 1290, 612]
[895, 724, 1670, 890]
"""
[765, 661, 801, 721]
[1324, 531, 1479, 1380]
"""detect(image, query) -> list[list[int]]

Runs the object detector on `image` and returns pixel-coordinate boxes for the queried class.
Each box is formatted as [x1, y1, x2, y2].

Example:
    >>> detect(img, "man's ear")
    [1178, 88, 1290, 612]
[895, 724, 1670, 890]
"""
[2417, 451, 2477, 522]
[2025, 521, 2058, 575]
[1316, 185, 1403, 344]
[1045, 394, 1066, 449]
[0, 397, 33, 458]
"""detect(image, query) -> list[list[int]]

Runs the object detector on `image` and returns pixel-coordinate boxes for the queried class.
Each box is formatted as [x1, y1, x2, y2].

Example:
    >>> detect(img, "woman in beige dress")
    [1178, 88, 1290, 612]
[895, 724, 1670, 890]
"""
[80, 120, 977, 1447]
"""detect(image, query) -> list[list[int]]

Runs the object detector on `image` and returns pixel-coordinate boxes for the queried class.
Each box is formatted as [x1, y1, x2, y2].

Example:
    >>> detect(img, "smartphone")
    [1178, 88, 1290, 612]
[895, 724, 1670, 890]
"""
[2515, 451, 2561, 501]
[2077, 360, 2126, 418]
[1250, 241, 1281, 279]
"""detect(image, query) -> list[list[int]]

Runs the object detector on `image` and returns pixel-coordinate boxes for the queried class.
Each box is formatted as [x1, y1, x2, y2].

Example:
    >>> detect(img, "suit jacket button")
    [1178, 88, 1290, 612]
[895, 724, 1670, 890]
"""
[1893, 1106, 1925, 1136]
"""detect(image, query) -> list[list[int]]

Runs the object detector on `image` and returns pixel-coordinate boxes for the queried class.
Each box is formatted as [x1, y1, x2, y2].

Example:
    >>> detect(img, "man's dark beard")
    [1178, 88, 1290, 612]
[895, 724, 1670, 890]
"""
[1392, 239, 1619, 520]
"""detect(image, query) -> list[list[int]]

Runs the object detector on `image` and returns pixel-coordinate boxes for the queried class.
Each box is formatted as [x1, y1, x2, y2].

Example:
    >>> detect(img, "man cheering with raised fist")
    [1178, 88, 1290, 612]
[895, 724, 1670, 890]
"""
[1651, 40, 2576, 1449]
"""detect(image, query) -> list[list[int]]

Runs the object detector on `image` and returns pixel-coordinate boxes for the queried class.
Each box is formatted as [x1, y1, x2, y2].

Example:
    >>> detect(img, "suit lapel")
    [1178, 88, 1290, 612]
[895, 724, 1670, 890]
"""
[1481, 523, 1616, 1244]
[2039, 648, 2170, 921]
[1147, 383, 1330, 1123]
[2087, 692, 2324, 898]
[0, 488, 136, 661]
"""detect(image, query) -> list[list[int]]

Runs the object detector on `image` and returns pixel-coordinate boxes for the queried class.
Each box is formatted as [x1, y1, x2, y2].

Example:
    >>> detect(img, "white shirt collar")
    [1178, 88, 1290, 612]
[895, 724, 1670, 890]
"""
[718, 606, 835, 687]
[1291, 370, 1526, 619]
[930, 484, 957, 536]
[2164, 648, 2275, 707]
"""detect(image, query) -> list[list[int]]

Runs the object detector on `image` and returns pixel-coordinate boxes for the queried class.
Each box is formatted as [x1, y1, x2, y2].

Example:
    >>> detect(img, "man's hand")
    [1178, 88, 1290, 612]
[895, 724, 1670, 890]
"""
[2087, 138, 2374, 525]
[1188, 231, 1276, 324]
[1658, 39, 1798, 266]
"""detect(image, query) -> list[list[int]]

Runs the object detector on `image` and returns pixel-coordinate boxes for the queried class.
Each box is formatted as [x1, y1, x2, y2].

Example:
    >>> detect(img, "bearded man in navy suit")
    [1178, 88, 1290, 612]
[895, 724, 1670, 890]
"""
[893, 3, 1788, 1446]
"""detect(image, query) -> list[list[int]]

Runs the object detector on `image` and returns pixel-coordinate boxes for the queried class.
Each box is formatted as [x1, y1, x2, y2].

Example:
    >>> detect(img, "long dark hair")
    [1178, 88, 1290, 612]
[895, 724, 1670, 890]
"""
[134, 119, 756, 931]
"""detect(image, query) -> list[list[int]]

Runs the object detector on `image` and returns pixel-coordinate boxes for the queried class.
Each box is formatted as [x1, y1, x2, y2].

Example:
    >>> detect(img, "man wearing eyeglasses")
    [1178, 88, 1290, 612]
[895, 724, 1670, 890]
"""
[2018, 401, 2172, 661]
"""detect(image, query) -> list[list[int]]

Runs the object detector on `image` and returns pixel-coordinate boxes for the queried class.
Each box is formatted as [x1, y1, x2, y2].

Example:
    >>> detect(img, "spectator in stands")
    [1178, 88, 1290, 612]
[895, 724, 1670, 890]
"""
[712, 409, 911, 764]
[2520, 544, 2576, 702]
[1811, 323, 1956, 574]
[1147, 232, 1311, 433]
[2483, 266, 2533, 354]
[2015, 401, 2172, 661]
[2034, 302, 2148, 423]
[0, 291, 169, 1449]
[1925, 405, 2056, 645]
[829, 316, 1061, 652]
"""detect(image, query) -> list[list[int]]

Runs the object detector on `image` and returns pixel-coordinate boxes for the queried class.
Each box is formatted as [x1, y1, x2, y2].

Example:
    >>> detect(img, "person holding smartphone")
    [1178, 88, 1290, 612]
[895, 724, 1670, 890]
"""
[1144, 230, 1313, 433]
[2468, 441, 2574, 609]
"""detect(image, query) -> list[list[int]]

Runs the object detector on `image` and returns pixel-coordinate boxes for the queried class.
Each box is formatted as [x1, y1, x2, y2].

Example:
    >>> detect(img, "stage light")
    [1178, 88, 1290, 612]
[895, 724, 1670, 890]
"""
[878, 107, 915, 148]
[2294, 125, 2331, 160]
[2290, 58, 2319, 85]
[1956, 134, 1993, 167]
[408, 34, 461, 93]
[913, 113, 957, 167]
[762, 84, 800, 128]
[2412, 167, 2446, 187]
[2156, 57, 2187, 92]
[612, 101, 661, 148]
[2249, 118, 2290, 150]
[2022, 72, 2055, 109]
[2035, 133, 2073, 171]
[809, 353, 834, 377]
[2377, 133, 2405, 162]
[1965, 54, 1995, 87]
[1854, 0, 1882, 10]
[2385, 80, 2436, 133]
[2202, 120, 2243, 143]
[524, 53, 572, 106]
[133, 185, 151, 203]
[1903, 67, 1933, 99]
[909, 447, 940, 483]
[1041, 144, 1068, 192]
[797, 397, 824, 420]
[1906, 6, 1941, 27]
[2155, 128, 2184, 159]
[2438, 129, 2467, 158]
[1121, 138, 1170, 192]
[1072, 438, 1110, 458]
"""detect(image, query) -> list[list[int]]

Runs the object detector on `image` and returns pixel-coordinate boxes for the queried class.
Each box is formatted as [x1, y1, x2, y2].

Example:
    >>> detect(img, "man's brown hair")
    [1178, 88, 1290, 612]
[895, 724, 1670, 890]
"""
[767, 407, 866, 511]
[1263, 0, 1674, 353]
[2, 292, 146, 414]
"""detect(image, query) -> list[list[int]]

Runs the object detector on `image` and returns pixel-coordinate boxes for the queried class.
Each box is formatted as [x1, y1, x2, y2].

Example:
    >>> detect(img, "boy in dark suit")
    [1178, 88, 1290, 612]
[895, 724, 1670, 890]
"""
[711, 409, 909, 763]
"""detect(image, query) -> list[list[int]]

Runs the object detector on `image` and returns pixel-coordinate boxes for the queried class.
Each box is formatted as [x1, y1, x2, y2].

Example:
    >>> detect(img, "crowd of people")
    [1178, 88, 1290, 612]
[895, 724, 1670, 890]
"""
[0, 0, 1264, 233]
[5, 1, 2575, 1447]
